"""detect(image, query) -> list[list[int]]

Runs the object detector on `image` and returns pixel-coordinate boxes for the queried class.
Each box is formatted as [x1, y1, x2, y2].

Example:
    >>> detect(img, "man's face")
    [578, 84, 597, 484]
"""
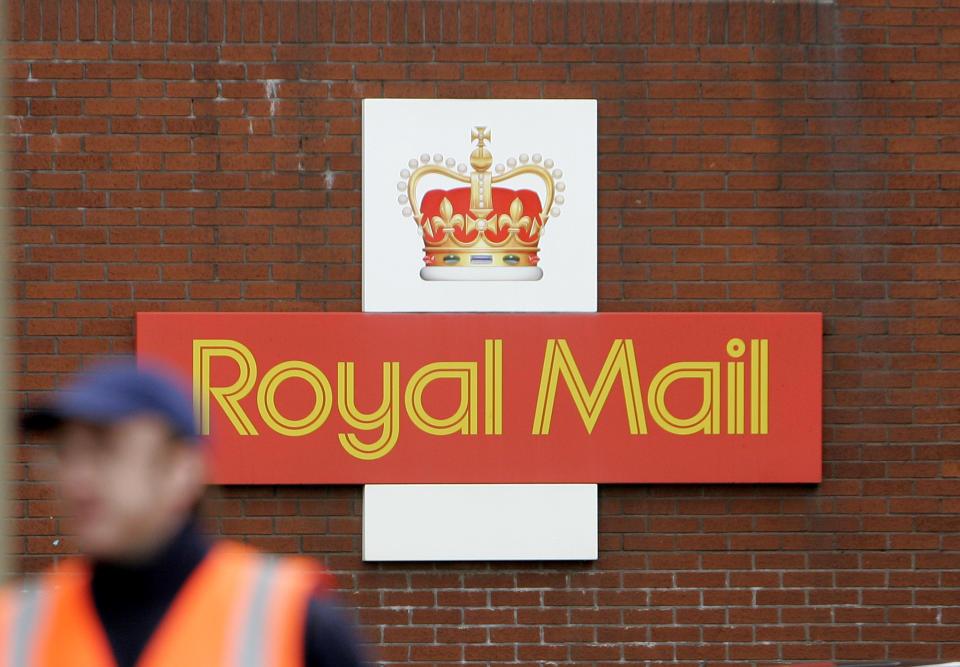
[53, 414, 205, 562]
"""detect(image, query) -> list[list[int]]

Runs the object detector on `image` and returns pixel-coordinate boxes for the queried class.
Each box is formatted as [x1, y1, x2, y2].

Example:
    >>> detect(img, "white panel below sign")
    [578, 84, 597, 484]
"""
[363, 484, 597, 561]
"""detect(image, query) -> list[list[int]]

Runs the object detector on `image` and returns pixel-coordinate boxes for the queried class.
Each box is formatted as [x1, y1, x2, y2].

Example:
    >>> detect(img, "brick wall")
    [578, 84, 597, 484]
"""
[7, 0, 960, 664]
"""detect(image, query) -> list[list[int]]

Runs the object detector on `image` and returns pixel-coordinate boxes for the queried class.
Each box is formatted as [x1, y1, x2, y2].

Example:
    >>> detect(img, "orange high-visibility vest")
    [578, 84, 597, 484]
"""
[0, 541, 329, 667]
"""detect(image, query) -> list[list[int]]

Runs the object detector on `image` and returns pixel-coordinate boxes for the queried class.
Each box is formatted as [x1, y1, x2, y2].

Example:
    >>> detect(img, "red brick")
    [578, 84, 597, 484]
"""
[8, 1, 960, 660]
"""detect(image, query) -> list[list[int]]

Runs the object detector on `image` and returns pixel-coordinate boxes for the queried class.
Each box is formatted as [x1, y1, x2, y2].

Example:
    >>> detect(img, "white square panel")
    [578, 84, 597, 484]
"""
[362, 98, 597, 312]
[363, 484, 598, 561]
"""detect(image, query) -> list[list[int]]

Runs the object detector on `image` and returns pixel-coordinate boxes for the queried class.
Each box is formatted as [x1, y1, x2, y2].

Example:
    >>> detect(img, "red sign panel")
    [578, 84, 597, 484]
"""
[136, 312, 822, 484]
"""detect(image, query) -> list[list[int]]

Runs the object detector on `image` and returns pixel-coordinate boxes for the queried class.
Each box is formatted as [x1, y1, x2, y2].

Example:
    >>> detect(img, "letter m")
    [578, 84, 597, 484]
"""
[532, 339, 646, 436]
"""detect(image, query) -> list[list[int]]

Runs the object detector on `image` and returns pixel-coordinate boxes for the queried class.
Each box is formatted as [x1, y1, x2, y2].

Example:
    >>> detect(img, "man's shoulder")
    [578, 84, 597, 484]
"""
[205, 540, 334, 598]
[0, 559, 88, 636]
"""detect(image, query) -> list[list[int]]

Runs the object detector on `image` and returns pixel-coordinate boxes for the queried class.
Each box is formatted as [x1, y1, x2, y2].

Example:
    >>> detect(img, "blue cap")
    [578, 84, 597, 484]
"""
[22, 360, 199, 440]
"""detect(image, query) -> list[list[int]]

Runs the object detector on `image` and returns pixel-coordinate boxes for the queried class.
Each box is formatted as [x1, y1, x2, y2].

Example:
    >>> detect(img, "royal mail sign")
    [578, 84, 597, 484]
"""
[136, 312, 822, 484]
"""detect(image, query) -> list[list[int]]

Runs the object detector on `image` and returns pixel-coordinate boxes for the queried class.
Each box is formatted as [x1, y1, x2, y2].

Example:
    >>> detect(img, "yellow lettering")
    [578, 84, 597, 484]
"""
[532, 339, 646, 435]
[726, 338, 746, 435]
[648, 362, 720, 435]
[256, 361, 332, 436]
[337, 362, 400, 460]
[193, 339, 258, 436]
[404, 362, 478, 436]
[484, 339, 503, 435]
[750, 339, 769, 434]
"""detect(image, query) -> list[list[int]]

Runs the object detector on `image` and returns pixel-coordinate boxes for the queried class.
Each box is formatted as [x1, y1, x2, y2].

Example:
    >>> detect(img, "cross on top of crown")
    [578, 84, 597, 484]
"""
[471, 126, 491, 147]
[469, 127, 493, 172]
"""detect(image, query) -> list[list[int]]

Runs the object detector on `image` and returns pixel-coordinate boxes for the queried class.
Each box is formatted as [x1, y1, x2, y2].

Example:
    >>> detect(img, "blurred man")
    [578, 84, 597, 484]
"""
[1, 361, 367, 666]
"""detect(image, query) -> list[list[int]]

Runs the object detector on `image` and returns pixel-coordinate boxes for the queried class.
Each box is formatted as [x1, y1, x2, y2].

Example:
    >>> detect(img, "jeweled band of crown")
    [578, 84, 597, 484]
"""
[397, 127, 565, 281]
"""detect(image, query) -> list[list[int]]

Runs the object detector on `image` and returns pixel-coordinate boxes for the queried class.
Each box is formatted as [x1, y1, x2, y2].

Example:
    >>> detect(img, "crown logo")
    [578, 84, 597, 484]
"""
[398, 127, 565, 281]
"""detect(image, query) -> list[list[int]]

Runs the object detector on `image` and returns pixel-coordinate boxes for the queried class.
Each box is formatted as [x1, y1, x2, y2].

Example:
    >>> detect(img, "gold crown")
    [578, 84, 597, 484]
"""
[398, 127, 564, 281]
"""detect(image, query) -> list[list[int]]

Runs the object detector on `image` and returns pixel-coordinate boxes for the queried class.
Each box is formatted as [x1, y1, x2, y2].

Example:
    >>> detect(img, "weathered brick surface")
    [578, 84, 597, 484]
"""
[7, 0, 960, 664]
